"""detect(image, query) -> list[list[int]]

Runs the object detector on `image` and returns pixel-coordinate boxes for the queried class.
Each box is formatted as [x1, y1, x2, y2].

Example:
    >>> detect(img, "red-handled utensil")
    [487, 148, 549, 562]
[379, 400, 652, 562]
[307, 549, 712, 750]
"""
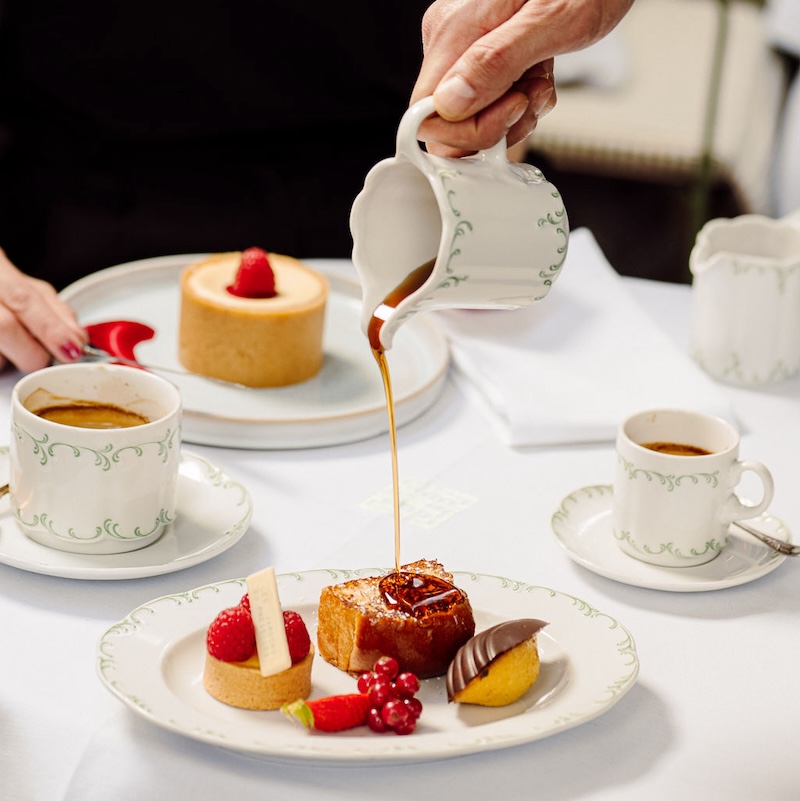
[81, 319, 251, 388]
[84, 320, 156, 362]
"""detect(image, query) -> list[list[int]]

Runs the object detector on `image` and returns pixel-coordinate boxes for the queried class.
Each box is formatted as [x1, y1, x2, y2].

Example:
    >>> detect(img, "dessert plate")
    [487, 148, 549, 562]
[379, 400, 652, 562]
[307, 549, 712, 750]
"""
[0, 448, 252, 580]
[60, 255, 450, 449]
[551, 485, 790, 592]
[97, 569, 638, 765]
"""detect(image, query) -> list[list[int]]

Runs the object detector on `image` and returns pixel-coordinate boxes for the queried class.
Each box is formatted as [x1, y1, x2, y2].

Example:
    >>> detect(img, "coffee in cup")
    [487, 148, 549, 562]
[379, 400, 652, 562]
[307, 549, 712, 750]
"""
[33, 402, 149, 429]
[613, 409, 774, 567]
[10, 363, 182, 555]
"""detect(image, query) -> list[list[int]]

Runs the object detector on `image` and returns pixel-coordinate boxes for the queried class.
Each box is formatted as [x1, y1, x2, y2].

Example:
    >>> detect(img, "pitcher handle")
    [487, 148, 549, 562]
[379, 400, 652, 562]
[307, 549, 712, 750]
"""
[396, 95, 509, 171]
[396, 96, 438, 171]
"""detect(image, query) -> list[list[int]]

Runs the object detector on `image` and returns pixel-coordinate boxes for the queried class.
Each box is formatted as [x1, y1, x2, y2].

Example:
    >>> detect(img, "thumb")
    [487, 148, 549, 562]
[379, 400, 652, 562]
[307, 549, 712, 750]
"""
[423, 0, 627, 121]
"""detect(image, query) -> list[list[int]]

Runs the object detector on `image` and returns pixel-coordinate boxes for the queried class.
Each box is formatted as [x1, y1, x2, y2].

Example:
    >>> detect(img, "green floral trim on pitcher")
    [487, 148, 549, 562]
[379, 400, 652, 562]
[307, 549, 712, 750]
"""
[12, 423, 179, 469]
[618, 454, 719, 491]
[730, 259, 800, 294]
[537, 190, 568, 286]
[693, 349, 799, 385]
[439, 170, 472, 286]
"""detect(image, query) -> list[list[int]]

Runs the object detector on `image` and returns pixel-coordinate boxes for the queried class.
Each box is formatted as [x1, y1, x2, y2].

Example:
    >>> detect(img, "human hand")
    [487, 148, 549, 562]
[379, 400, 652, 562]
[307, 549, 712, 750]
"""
[0, 248, 87, 373]
[412, 0, 635, 156]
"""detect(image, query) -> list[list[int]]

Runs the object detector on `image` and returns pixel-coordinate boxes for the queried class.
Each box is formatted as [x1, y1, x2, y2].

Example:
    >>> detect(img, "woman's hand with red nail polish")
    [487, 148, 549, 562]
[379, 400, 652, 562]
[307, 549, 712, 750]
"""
[0, 247, 87, 373]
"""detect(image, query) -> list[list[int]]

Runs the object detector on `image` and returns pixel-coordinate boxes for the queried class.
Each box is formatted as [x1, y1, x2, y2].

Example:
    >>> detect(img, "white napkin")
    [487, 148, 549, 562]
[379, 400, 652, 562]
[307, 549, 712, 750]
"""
[436, 229, 732, 446]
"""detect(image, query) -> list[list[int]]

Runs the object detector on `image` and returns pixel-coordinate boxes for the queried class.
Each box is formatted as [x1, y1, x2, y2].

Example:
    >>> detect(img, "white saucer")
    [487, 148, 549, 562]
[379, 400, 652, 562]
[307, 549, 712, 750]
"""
[0, 449, 252, 580]
[551, 485, 791, 592]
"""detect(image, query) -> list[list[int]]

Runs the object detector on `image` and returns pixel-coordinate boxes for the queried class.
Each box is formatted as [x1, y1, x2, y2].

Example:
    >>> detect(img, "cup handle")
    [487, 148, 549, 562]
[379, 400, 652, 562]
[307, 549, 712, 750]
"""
[723, 459, 775, 522]
[396, 95, 509, 170]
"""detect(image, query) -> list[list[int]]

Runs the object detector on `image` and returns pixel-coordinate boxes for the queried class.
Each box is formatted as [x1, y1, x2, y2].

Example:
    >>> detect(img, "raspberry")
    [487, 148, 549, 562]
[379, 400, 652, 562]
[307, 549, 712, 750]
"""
[283, 610, 311, 664]
[206, 606, 256, 662]
[227, 247, 276, 298]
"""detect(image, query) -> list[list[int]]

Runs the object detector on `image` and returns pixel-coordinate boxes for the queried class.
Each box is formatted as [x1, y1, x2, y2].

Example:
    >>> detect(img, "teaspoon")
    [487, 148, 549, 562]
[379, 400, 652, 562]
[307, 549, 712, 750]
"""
[733, 520, 800, 556]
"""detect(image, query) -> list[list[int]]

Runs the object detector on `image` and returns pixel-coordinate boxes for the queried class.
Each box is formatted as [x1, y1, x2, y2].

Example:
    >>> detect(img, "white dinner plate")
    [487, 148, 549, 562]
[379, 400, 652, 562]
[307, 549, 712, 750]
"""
[0, 448, 252, 580]
[551, 485, 790, 592]
[97, 569, 639, 765]
[60, 255, 450, 449]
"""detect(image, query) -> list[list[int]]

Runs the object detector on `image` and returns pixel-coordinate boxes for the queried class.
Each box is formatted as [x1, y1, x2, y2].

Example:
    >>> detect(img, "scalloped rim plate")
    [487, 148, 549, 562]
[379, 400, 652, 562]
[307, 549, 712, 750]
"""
[97, 569, 639, 765]
[0, 448, 252, 580]
[60, 255, 450, 449]
[551, 485, 790, 592]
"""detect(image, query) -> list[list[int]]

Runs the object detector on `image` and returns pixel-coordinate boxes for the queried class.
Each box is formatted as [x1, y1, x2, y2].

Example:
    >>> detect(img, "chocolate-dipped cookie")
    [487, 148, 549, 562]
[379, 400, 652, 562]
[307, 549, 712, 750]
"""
[446, 618, 547, 706]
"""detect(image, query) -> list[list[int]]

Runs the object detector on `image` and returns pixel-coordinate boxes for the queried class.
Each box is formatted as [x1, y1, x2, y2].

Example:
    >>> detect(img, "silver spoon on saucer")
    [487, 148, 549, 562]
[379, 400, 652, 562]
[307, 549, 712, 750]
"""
[733, 520, 799, 556]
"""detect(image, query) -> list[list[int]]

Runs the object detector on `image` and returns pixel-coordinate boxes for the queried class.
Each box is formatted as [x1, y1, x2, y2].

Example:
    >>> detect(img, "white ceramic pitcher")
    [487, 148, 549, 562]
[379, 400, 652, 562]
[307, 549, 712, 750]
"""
[690, 210, 800, 385]
[350, 96, 569, 351]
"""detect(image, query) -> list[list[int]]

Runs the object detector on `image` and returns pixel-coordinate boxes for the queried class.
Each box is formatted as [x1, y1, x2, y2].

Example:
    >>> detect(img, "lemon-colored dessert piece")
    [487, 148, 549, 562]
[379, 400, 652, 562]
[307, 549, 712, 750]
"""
[446, 618, 547, 707]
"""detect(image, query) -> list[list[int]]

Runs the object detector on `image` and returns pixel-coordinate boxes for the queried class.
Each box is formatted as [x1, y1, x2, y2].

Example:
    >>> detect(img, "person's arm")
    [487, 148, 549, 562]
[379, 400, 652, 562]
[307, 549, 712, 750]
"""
[412, 0, 635, 155]
[0, 248, 87, 372]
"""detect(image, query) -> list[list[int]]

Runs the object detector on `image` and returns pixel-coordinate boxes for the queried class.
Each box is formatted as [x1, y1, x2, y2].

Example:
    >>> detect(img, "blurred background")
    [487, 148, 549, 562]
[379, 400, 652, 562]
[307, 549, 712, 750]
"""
[517, 0, 800, 284]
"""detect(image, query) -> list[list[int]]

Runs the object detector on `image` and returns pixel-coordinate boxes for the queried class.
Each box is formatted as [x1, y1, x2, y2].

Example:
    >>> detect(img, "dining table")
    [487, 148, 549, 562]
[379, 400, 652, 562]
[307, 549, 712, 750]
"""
[2, 228, 799, 801]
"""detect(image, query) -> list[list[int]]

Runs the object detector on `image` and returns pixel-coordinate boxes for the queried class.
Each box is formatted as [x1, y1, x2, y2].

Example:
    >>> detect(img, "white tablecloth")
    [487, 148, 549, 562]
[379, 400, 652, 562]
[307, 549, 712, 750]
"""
[2, 259, 799, 801]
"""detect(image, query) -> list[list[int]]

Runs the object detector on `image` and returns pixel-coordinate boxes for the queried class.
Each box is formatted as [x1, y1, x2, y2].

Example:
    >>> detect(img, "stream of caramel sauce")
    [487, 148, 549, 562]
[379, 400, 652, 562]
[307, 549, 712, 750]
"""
[367, 258, 464, 619]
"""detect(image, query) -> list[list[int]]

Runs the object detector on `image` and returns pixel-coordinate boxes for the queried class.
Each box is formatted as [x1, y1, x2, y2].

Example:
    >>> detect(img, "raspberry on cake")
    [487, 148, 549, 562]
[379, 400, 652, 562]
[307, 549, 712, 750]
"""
[316, 559, 475, 679]
[202, 594, 314, 710]
[178, 248, 328, 388]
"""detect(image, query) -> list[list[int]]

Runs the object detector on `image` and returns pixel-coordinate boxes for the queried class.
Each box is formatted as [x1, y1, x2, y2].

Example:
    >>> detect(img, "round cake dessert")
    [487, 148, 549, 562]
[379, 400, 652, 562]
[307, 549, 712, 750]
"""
[316, 559, 475, 679]
[178, 248, 329, 387]
[202, 596, 314, 710]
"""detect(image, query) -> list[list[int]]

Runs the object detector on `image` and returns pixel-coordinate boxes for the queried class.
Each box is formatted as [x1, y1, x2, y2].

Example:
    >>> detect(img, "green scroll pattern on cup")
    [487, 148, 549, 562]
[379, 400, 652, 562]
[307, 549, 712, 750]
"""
[618, 453, 719, 492]
[12, 423, 179, 469]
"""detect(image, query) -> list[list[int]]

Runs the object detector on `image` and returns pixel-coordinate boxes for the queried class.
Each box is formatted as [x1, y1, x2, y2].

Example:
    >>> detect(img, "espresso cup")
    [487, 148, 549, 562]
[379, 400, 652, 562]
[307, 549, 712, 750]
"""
[10, 363, 182, 554]
[612, 409, 774, 567]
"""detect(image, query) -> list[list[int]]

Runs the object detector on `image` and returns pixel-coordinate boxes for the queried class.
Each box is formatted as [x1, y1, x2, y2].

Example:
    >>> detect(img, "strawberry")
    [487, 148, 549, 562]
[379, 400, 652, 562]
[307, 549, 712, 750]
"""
[206, 605, 256, 662]
[282, 693, 371, 733]
[227, 247, 277, 298]
[283, 610, 311, 664]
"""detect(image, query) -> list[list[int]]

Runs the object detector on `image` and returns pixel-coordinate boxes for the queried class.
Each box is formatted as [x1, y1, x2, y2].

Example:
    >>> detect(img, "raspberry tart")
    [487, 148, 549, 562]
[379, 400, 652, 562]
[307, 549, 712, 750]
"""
[203, 595, 314, 710]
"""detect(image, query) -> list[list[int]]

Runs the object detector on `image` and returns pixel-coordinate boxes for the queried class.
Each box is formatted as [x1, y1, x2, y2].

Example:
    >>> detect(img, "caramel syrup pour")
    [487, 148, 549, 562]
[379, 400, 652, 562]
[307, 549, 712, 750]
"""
[368, 258, 465, 620]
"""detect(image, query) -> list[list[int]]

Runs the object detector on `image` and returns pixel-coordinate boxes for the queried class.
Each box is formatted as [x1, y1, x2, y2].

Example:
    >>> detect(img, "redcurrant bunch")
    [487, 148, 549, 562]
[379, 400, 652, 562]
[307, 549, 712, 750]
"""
[357, 656, 423, 735]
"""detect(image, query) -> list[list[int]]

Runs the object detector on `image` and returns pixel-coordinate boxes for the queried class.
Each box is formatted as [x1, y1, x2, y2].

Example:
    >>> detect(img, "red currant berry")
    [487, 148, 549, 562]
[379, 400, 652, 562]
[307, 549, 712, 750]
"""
[373, 655, 399, 680]
[403, 696, 423, 720]
[394, 671, 420, 698]
[393, 719, 417, 736]
[367, 707, 389, 733]
[357, 671, 377, 694]
[381, 698, 411, 729]
[368, 675, 396, 708]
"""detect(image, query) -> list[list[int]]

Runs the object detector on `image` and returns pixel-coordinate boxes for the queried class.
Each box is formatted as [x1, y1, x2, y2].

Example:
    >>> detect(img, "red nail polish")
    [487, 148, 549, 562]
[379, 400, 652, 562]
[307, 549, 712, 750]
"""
[59, 342, 83, 361]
